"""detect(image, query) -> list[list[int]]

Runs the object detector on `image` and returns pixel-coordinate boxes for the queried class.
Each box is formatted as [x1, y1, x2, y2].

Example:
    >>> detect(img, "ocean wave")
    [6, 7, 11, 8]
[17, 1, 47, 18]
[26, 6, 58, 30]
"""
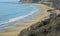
[0, 4, 40, 28]
[0, 10, 36, 25]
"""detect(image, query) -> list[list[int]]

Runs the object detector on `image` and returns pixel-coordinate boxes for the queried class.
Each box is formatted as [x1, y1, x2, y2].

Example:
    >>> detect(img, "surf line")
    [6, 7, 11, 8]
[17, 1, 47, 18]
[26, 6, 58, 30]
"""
[0, 10, 38, 25]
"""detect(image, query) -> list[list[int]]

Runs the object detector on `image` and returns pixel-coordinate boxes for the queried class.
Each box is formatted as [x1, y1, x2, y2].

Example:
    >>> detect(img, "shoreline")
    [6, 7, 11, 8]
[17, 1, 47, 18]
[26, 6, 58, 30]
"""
[0, 4, 55, 36]
[0, 3, 40, 29]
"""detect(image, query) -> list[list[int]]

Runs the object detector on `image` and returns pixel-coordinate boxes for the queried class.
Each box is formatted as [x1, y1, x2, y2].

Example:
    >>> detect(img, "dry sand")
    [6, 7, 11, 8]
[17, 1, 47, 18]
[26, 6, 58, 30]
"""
[0, 4, 59, 36]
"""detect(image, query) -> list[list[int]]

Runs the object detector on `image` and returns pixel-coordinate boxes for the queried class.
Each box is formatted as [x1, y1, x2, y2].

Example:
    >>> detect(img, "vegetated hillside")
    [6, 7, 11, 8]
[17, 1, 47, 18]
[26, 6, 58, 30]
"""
[19, 0, 60, 10]
[18, 13, 60, 36]
[39, 0, 60, 10]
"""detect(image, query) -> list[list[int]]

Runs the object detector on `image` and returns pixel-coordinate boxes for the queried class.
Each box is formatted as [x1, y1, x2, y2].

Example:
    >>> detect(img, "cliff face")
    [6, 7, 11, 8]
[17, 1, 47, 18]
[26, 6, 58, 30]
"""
[18, 13, 60, 36]
[19, 0, 41, 3]
[40, 0, 60, 10]
[19, 0, 60, 10]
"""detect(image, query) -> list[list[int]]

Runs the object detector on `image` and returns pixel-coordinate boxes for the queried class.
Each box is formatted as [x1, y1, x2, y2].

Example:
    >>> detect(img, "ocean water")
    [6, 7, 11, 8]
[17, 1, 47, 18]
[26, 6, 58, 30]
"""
[0, 0, 40, 32]
[0, 29, 5, 32]
[0, 3, 35, 23]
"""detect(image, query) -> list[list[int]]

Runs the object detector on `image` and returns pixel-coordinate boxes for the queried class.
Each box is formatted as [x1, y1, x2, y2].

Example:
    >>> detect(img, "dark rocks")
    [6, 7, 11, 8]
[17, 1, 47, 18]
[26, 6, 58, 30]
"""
[18, 14, 60, 36]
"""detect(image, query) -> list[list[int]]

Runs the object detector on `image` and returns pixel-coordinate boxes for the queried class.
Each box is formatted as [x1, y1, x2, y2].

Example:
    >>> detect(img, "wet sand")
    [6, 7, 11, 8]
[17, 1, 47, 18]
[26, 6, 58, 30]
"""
[0, 4, 59, 36]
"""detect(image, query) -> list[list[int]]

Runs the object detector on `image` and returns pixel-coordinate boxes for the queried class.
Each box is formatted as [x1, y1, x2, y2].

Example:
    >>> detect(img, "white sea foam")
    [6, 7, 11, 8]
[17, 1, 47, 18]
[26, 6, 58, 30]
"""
[0, 10, 36, 25]
[0, 4, 40, 29]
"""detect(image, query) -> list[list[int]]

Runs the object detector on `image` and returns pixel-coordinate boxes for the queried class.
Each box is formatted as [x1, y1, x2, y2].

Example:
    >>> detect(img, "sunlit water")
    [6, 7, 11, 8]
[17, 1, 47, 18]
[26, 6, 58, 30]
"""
[0, 0, 41, 32]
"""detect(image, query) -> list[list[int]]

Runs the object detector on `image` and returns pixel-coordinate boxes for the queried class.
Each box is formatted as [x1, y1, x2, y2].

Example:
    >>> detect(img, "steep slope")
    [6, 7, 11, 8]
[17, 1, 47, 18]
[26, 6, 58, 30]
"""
[18, 13, 60, 36]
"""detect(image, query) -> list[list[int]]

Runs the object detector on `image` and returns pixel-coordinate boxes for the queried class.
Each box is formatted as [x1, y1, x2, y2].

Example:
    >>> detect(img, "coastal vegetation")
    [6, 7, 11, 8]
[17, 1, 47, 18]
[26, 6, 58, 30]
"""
[18, 13, 60, 36]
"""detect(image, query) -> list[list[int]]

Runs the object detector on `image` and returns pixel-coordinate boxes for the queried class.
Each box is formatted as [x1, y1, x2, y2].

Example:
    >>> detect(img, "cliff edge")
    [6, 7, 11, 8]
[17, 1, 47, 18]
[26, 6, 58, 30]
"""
[18, 12, 60, 36]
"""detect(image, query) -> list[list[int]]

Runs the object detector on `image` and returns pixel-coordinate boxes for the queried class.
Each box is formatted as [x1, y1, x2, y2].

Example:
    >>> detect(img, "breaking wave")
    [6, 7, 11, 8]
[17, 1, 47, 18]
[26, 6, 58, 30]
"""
[0, 7, 40, 28]
[0, 2, 41, 28]
[0, 11, 35, 24]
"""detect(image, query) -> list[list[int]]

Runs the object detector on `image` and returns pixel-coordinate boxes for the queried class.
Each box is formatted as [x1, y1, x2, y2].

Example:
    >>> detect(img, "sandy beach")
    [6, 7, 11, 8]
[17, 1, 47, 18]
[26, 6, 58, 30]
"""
[0, 4, 59, 36]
